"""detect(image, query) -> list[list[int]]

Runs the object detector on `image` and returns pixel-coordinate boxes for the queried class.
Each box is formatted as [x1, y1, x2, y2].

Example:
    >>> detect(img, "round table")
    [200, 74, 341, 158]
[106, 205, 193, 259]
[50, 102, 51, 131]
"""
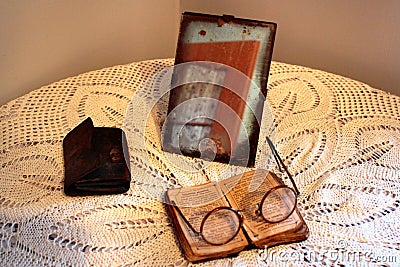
[1, 59, 399, 266]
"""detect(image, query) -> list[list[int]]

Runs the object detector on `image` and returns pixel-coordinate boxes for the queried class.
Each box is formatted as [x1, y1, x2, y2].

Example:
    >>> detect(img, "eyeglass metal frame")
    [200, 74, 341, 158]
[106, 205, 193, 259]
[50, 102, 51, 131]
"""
[171, 137, 300, 245]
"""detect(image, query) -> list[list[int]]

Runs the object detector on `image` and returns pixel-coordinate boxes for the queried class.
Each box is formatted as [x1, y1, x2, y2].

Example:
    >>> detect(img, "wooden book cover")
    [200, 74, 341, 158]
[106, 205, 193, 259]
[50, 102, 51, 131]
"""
[165, 170, 309, 262]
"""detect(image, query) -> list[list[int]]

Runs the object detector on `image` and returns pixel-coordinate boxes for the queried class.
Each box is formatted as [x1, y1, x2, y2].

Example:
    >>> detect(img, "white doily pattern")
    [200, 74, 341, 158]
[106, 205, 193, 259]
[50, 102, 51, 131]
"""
[1, 59, 399, 266]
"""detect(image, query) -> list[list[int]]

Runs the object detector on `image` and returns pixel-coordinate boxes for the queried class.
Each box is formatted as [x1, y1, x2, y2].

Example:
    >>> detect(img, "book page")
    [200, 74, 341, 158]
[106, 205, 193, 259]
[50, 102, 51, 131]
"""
[219, 170, 302, 242]
[166, 182, 248, 255]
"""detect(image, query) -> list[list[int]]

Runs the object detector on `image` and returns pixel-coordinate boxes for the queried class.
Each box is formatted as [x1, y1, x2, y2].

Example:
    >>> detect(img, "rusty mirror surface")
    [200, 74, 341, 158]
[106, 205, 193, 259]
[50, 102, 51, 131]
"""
[162, 12, 276, 167]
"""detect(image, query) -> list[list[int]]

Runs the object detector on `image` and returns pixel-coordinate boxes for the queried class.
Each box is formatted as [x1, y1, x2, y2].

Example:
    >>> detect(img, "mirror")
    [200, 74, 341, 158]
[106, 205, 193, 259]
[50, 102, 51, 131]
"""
[162, 12, 276, 167]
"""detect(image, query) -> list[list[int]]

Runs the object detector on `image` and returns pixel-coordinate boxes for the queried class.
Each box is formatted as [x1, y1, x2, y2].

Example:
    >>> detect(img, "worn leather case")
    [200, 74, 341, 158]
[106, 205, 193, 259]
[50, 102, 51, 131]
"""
[63, 117, 131, 196]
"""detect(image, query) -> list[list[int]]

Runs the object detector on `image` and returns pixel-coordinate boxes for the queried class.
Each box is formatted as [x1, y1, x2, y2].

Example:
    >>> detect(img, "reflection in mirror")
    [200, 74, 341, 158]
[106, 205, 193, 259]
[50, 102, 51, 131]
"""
[162, 12, 276, 167]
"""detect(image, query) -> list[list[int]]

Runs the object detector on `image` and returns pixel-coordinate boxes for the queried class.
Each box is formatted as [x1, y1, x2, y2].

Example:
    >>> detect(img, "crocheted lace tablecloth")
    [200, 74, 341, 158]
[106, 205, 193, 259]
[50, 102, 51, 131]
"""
[1, 59, 399, 266]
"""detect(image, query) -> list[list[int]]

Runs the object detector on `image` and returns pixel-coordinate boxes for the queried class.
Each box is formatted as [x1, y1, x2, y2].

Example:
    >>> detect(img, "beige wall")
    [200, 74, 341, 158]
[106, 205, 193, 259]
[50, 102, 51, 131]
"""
[181, 0, 400, 96]
[0, 0, 180, 105]
[1, 0, 399, 106]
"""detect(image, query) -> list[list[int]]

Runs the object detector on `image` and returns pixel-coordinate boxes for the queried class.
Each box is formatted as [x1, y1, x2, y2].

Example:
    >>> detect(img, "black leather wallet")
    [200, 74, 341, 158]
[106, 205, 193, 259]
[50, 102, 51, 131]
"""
[63, 117, 131, 196]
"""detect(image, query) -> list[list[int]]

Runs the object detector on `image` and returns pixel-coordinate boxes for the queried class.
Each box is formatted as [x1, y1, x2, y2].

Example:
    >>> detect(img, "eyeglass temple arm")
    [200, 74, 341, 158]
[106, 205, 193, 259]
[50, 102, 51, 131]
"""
[266, 137, 300, 196]
[170, 200, 201, 234]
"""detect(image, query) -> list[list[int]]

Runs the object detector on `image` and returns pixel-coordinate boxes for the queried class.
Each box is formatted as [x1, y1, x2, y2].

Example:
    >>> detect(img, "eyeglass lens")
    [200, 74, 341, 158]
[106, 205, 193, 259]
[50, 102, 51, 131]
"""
[261, 186, 297, 223]
[201, 208, 241, 245]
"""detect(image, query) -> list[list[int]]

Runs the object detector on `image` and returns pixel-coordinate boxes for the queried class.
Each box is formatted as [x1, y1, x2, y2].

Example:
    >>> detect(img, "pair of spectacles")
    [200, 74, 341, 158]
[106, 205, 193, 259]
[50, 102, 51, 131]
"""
[171, 137, 300, 245]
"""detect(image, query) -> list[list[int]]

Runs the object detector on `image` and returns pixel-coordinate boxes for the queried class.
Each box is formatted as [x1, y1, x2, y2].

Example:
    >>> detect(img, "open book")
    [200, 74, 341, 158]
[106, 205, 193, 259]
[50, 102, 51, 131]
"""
[165, 169, 309, 262]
